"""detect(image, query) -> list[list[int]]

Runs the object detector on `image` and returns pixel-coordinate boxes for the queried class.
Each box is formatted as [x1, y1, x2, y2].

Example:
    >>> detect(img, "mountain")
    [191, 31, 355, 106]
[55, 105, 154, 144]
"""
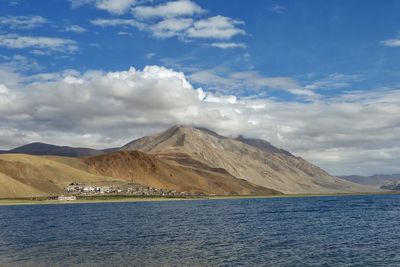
[0, 151, 279, 198]
[236, 135, 293, 157]
[340, 174, 400, 188]
[83, 151, 279, 196]
[0, 153, 120, 198]
[2, 142, 106, 157]
[0, 125, 380, 198]
[121, 125, 376, 194]
[380, 181, 400, 191]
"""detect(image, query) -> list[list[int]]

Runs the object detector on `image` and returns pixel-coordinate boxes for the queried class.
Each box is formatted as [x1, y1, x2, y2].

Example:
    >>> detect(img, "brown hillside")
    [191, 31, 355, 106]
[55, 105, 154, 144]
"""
[0, 154, 120, 197]
[0, 172, 45, 198]
[83, 151, 280, 195]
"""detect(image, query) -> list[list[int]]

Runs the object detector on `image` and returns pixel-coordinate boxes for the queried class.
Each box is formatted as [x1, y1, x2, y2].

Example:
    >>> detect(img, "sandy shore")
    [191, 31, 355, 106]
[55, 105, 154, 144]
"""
[0, 197, 196, 206]
[0, 191, 398, 206]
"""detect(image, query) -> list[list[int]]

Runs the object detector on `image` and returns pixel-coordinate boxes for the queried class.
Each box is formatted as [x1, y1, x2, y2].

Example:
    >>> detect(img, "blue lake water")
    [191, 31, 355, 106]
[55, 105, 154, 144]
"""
[1, 195, 400, 266]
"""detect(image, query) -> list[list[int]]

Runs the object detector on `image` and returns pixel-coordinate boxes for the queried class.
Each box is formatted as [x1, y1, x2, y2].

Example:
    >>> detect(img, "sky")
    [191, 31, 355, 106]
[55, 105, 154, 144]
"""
[0, 0, 400, 176]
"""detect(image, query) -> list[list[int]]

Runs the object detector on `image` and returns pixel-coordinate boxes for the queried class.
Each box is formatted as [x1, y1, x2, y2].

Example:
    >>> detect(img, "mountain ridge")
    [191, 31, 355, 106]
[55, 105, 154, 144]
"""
[340, 174, 400, 188]
[120, 125, 377, 194]
[0, 125, 381, 197]
[1, 142, 107, 157]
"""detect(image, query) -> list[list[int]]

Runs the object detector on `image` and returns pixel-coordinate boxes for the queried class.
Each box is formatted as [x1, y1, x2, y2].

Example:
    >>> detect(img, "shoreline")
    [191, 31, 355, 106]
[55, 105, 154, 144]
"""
[0, 191, 398, 206]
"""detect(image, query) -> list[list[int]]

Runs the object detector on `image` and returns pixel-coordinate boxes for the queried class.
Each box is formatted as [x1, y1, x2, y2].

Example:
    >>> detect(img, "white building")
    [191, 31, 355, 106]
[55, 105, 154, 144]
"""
[58, 195, 77, 201]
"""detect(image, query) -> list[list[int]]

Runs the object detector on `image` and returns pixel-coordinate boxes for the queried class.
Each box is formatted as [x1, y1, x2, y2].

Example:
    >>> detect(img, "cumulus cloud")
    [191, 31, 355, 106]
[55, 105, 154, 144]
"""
[148, 17, 193, 38]
[92, 14, 245, 41]
[70, 0, 138, 14]
[185, 16, 245, 39]
[0, 65, 400, 176]
[89, 0, 246, 46]
[132, 0, 204, 19]
[0, 15, 48, 29]
[0, 34, 78, 54]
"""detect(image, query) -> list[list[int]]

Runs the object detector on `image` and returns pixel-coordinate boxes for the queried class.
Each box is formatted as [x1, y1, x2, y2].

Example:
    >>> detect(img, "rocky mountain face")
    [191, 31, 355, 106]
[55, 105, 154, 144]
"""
[340, 174, 400, 188]
[380, 180, 400, 191]
[121, 125, 375, 194]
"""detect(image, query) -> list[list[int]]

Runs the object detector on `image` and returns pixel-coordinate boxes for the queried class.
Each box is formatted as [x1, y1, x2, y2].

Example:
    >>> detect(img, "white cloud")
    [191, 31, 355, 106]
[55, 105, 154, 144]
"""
[65, 24, 87, 33]
[189, 68, 319, 98]
[96, 0, 137, 14]
[0, 54, 42, 71]
[1, 65, 400, 176]
[70, 0, 138, 14]
[185, 15, 245, 39]
[90, 1, 246, 46]
[0, 15, 48, 29]
[132, 0, 204, 19]
[304, 73, 364, 91]
[381, 38, 400, 47]
[209, 42, 246, 49]
[91, 18, 145, 29]
[148, 17, 193, 38]
[0, 34, 78, 54]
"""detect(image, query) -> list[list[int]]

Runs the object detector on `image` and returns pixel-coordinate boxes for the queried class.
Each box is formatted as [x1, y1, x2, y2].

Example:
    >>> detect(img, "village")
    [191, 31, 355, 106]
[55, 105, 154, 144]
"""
[58, 182, 197, 200]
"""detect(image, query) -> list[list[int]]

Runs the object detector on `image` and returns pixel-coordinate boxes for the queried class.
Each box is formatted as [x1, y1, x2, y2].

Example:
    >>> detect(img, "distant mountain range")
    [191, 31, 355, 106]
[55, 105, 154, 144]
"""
[0, 125, 379, 198]
[0, 142, 115, 157]
[340, 174, 400, 189]
[380, 180, 400, 191]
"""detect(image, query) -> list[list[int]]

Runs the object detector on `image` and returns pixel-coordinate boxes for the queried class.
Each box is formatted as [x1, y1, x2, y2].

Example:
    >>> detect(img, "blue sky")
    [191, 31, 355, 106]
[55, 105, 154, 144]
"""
[0, 0, 400, 175]
[1, 0, 399, 94]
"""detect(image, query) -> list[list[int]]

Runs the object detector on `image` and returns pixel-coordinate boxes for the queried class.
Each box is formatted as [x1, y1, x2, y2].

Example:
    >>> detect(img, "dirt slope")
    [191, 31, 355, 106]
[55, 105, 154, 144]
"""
[0, 172, 45, 198]
[0, 154, 118, 197]
[0, 151, 280, 198]
[83, 151, 280, 196]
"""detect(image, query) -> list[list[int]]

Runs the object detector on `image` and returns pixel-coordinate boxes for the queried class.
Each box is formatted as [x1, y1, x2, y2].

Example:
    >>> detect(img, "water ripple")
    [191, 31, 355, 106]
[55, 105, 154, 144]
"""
[0, 195, 400, 266]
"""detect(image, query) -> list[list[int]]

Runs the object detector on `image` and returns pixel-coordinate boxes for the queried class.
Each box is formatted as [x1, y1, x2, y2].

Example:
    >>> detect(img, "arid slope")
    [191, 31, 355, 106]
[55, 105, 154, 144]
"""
[83, 151, 280, 195]
[0, 154, 118, 197]
[0, 151, 280, 198]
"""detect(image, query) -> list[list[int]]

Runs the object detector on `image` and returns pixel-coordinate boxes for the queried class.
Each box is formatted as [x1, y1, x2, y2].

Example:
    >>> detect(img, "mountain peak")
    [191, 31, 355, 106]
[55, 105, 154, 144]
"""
[119, 125, 374, 194]
[162, 125, 225, 140]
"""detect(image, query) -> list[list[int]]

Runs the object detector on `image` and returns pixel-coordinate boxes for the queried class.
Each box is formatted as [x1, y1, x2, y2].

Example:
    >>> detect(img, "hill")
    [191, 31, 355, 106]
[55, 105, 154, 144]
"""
[380, 180, 400, 191]
[83, 151, 280, 196]
[121, 125, 376, 194]
[340, 174, 400, 188]
[0, 151, 280, 198]
[2, 142, 106, 157]
[0, 154, 120, 198]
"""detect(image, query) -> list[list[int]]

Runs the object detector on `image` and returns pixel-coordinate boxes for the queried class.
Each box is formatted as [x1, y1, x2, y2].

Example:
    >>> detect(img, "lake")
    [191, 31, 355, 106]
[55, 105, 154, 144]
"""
[1, 195, 400, 266]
